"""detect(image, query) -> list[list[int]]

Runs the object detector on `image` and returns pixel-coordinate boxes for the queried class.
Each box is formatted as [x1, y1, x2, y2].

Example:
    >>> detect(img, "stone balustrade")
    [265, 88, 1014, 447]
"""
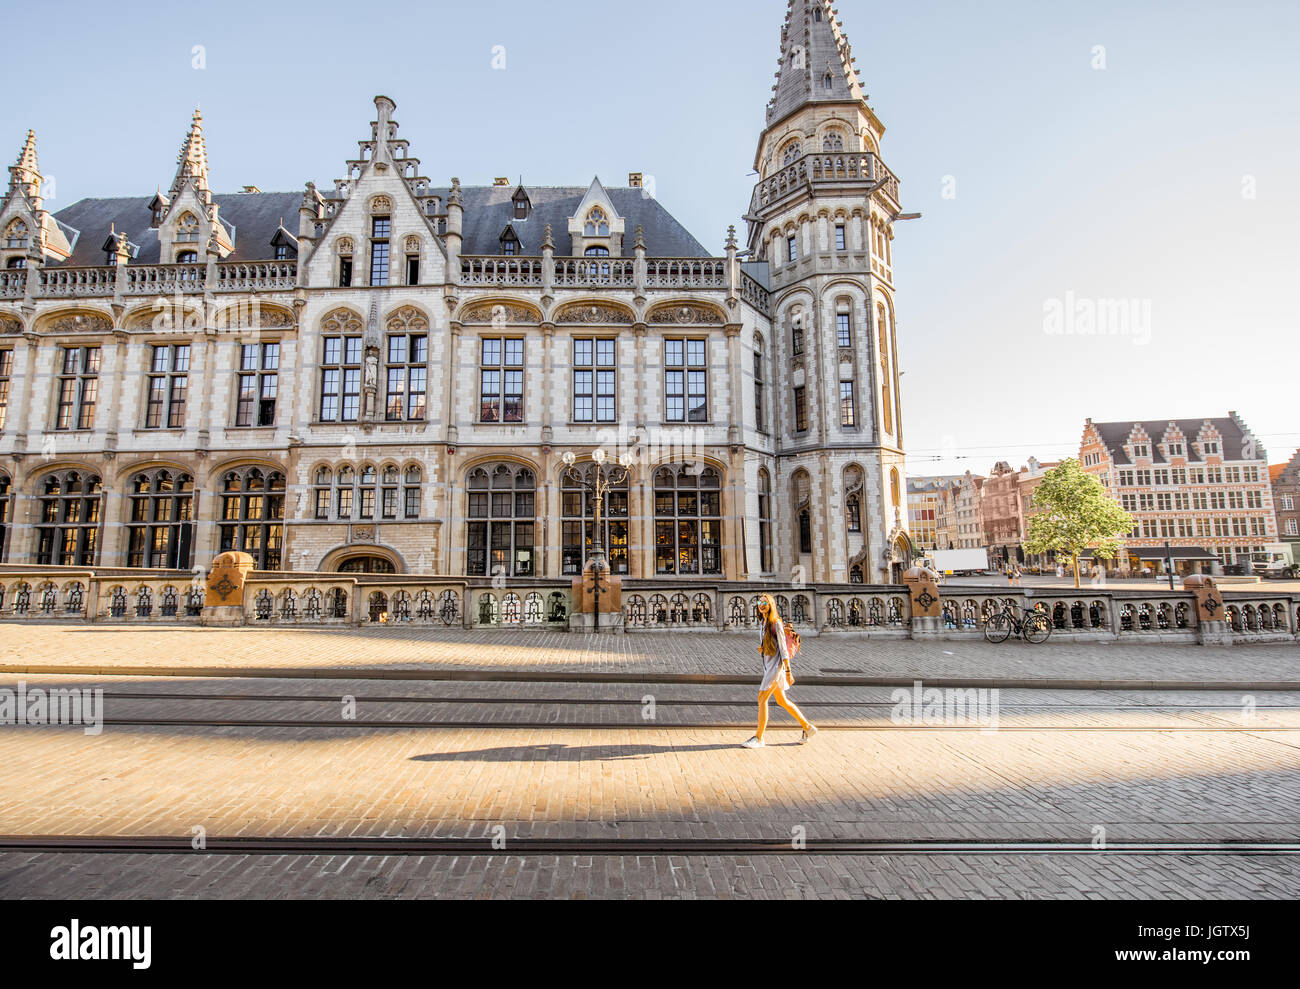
[740, 271, 771, 315]
[0, 269, 26, 298]
[1, 566, 1297, 646]
[459, 257, 545, 287]
[644, 259, 727, 288]
[553, 257, 636, 288]
[753, 151, 901, 213]
[214, 261, 297, 291]
[37, 266, 116, 297]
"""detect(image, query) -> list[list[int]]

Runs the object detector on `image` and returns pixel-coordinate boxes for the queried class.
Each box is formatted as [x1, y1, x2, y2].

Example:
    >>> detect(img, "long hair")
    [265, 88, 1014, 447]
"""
[756, 593, 782, 651]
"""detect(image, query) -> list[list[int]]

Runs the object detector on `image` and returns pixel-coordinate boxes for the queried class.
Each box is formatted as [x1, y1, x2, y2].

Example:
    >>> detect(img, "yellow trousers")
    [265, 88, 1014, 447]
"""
[756, 683, 812, 741]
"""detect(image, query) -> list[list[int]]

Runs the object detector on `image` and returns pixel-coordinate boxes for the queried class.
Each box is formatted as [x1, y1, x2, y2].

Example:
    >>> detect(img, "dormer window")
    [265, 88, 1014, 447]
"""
[274, 244, 289, 260]
[584, 208, 609, 238]
[1131, 443, 1149, 458]
[501, 228, 520, 256]
[6, 257, 25, 269]
[823, 73, 834, 91]
[176, 251, 198, 264]
[512, 187, 531, 220]
[585, 246, 610, 257]
[1204, 441, 1219, 455]
[814, 6, 823, 21]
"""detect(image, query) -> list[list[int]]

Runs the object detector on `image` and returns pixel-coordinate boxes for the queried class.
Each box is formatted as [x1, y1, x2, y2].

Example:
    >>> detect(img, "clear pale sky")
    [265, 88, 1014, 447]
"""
[5, 0, 1297, 475]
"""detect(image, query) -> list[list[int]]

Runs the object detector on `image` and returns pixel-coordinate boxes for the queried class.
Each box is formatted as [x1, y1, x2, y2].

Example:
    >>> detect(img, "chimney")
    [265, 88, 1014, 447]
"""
[493, 177, 510, 187]
[241, 185, 262, 194]
[629, 172, 643, 188]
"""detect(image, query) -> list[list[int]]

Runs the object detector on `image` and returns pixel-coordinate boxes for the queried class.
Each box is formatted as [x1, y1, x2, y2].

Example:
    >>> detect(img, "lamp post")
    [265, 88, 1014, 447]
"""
[561, 449, 633, 634]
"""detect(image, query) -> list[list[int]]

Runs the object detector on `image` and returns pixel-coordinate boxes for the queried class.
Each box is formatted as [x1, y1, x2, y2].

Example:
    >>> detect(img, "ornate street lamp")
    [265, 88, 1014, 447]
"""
[561, 448, 634, 633]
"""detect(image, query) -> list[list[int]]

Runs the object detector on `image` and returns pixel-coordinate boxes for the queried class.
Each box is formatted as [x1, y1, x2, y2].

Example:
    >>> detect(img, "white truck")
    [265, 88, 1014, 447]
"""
[1252, 543, 1296, 578]
[921, 548, 990, 576]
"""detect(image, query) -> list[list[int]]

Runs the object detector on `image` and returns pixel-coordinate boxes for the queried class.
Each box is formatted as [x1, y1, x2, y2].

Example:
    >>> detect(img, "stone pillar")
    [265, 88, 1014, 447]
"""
[202, 551, 255, 627]
[569, 558, 623, 634]
[1186, 575, 1231, 646]
[905, 565, 943, 638]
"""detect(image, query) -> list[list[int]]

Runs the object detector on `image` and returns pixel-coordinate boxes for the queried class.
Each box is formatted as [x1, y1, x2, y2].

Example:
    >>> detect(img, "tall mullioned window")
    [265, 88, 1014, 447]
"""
[36, 471, 102, 565]
[145, 344, 190, 429]
[236, 342, 278, 427]
[562, 463, 629, 576]
[794, 386, 807, 433]
[466, 464, 535, 577]
[320, 334, 362, 422]
[385, 333, 428, 421]
[837, 313, 853, 348]
[479, 337, 524, 423]
[0, 347, 11, 431]
[753, 337, 766, 433]
[127, 470, 195, 569]
[54, 346, 100, 430]
[572, 338, 616, 423]
[654, 465, 723, 576]
[840, 380, 857, 428]
[219, 468, 284, 570]
[0, 473, 9, 562]
[664, 338, 707, 423]
[370, 215, 390, 285]
[758, 470, 772, 573]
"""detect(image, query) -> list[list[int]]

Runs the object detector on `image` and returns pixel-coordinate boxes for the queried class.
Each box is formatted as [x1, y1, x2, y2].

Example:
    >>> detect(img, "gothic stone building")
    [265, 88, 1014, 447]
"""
[0, 0, 913, 585]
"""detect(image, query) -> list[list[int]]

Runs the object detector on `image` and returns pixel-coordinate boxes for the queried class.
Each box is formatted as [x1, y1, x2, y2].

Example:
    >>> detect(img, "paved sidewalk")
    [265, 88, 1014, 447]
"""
[3, 850, 1297, 899]
[2, 623, 1298, 686]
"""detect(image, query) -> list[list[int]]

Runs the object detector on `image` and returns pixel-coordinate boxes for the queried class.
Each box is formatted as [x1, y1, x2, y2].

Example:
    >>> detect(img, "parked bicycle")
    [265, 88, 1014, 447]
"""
[983, 601, 1052, 644]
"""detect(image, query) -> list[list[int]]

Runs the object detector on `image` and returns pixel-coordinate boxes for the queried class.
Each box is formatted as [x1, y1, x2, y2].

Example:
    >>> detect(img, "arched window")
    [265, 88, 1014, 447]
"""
[176, 250, 198, 264]
[3, 219, 28, 247]
[4, 257, 24, 269]
[753, 334, 767, 432]
[823, 73, 834, 91]
[127, 470, 196, 569]
[562, 462, 630, 576]
[218, 468, 285, 570]
[325, 464, 386, 521]
[799, 510, 812, 555]
[584, 246, 610, 257]
[782, 142, 802, 166]
[654, 465, 723, 575]
[0, 473, 10, 562]
[822, 131, 845, 152]
[584, 208, 609, 237]
[847, 493, 862, 533]
[891, 468, 902, 510]
[338, 556, 396, 574]
[877, 304, 894, 433]
[36, 471, 103, 566]
[466, 464, 535, 577]
[758, 469, 772, 573]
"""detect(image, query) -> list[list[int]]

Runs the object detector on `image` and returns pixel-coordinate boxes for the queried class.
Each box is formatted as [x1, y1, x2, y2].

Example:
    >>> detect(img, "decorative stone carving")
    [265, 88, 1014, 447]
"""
[48, 313, 113, 335]
[252, 308, 296, 329]
[0, 314, 21, 335]
[322, 308, 364, 334]
[370, 195, 392, 213]
[336, 237, 354, 255]
[404, 235, 421, 253]
[648, 304, 723, 325]
[461, 302, 538, 324]
[556, 303, 634, 325]
[351, 525, 377, 543]
[386, 306, 429, 333]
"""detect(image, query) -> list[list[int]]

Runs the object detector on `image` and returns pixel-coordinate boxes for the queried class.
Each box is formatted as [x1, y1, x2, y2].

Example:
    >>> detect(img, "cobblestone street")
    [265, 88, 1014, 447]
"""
[2, 625, 1298, 898]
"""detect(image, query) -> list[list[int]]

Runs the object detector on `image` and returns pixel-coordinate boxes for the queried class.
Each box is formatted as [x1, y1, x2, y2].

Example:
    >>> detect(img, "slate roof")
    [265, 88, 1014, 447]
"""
[1090, 417, 1253, 465]
[445, 184, 712, 258]
[50, 183, 714, 265]
[51, 192, 303, 265]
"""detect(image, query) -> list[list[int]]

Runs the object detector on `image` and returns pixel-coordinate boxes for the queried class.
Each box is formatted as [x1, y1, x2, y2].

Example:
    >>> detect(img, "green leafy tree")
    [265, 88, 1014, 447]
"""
[1023, 459, 1134, 588]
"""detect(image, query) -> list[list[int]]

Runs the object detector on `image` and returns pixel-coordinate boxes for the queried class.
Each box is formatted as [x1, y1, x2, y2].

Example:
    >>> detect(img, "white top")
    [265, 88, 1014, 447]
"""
[760, 619, 792, 692]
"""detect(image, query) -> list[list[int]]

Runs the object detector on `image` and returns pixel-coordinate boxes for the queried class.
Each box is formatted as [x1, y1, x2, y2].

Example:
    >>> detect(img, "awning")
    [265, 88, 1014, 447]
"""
[1130, 547, 1218, 561]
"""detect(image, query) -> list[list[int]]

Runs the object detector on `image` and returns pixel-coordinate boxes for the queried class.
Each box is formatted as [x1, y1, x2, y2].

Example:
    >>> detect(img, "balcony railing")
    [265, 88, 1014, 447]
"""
[740, 271, 770, 315]
[458, 256, 731, 290]
[38, 266, 116, 297]
[215, 261, 297, 291]
[554, 257, 636, 287]
[460, 257, 545, 286]
[752, 151, 901, 214]
[0, 269, 25, 298]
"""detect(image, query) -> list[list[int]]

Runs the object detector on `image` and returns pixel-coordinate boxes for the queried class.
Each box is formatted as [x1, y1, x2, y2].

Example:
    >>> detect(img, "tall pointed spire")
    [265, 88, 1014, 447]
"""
[767, 0, 868, 126]
[168, 107, 211, 204]
[8, 129, 41, 198]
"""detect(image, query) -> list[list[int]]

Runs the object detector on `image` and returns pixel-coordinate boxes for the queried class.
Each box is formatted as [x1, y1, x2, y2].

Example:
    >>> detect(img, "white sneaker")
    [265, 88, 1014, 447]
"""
[800, 725, 819, 745]
[742, 736, 765, 749]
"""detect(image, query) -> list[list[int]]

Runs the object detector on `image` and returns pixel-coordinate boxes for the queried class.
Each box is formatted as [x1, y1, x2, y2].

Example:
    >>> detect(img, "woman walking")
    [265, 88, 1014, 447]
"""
[742, 594, 817, 748]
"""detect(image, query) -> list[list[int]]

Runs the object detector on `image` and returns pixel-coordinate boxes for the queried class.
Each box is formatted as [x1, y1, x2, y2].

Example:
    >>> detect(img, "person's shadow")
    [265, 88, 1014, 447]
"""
[410, 742, 792, 763]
